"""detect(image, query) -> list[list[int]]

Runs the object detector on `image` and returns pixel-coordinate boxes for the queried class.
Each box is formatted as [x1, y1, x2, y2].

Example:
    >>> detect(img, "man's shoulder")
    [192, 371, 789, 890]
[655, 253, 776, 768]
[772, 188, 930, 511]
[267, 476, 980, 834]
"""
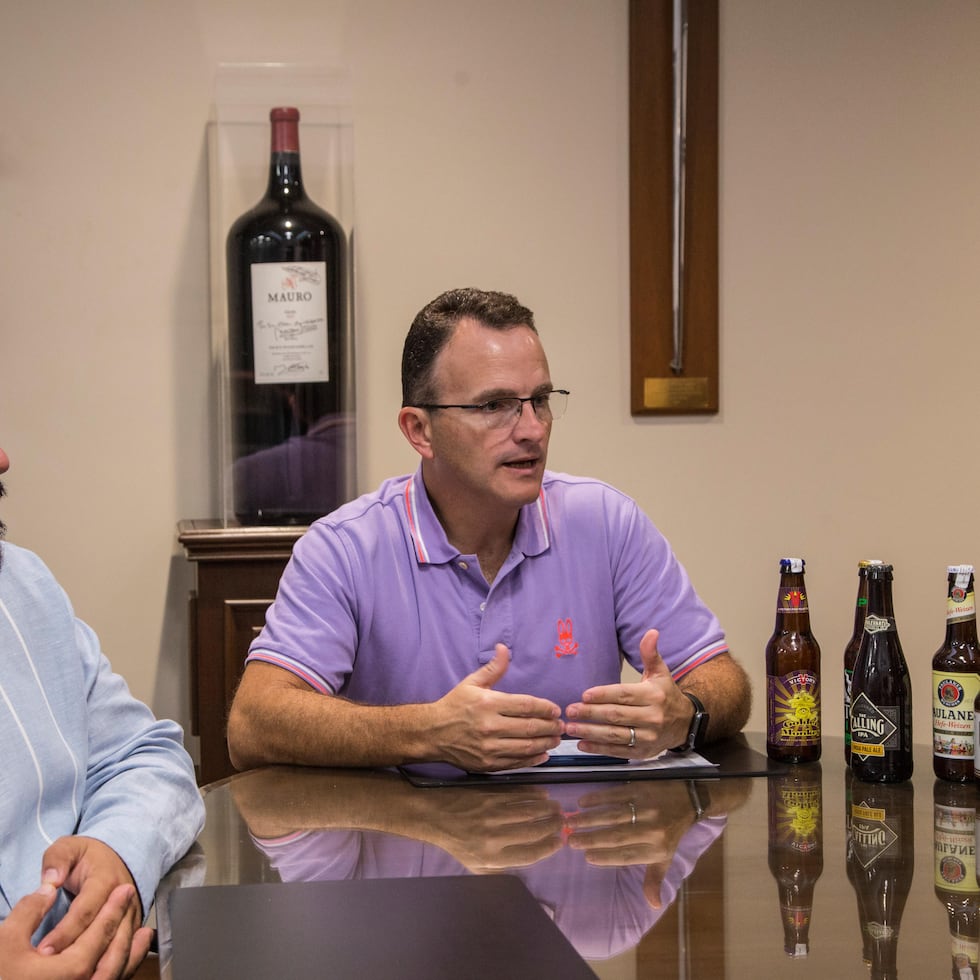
[542, 471, 637, 508]
[0, 541, 58, 590]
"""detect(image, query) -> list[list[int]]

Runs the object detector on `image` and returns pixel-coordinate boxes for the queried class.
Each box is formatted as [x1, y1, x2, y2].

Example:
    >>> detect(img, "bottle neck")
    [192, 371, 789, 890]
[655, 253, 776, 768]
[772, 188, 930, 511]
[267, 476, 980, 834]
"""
[865, 575, 895, 622]
[267, 117, 306, 202]
[851, 571, 870, 635]
[945, 579, 978, 644]
[774, 572, 812, 631]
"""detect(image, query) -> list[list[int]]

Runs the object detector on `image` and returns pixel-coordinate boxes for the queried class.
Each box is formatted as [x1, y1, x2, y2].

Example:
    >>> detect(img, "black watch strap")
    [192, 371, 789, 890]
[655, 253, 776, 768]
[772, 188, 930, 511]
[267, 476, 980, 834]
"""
[669, 691, 709, 753]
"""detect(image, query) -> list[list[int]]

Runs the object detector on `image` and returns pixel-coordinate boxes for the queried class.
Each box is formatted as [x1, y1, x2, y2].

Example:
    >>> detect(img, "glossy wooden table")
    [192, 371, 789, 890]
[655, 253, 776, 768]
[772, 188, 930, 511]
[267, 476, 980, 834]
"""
[157, 734, 980, 979]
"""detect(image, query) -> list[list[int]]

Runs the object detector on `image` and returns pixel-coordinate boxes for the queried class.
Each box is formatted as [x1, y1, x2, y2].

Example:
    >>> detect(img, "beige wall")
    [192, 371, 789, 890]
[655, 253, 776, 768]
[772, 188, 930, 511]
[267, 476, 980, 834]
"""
[1, 0, 978, 761]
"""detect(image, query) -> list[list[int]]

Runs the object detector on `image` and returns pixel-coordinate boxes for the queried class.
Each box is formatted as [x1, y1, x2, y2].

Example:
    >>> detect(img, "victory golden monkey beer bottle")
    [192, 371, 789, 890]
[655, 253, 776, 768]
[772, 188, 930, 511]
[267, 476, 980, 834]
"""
[850, 564, 913, 783]
[766, 558, 822, 763]
[845, 560, 883, 764]
[767, 764, 824, 956]
[933, 565, 980, 783]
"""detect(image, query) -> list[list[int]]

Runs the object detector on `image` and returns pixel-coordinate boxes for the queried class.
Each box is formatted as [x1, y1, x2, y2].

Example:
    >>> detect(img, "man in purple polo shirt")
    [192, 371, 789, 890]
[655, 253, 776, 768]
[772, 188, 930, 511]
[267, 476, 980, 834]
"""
[228, 288, 751, 772]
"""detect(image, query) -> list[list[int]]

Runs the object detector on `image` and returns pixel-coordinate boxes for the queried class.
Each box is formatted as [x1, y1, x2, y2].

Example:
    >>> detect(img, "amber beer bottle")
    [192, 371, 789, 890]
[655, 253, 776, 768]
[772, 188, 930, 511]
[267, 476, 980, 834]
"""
[766, 558, 821, 763]
[934, 780, 980, 979]
[767, 764, 824, 957]
[850, 563, 913, 783]
[847, 781, 915, 980]
[844, 560, 883, 764]
[933, 565, 980, 782]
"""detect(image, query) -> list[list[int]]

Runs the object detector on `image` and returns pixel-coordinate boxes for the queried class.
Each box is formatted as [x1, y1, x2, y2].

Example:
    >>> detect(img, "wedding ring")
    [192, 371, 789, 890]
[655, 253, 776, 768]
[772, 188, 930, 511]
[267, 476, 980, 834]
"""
[627, 726, 637, 748]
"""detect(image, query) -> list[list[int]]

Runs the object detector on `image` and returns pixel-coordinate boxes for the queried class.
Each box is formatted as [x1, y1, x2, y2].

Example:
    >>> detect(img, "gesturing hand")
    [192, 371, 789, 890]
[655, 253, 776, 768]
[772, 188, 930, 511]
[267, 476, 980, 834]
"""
[564, 629, 692, 759]
[432, 643, 563, 772]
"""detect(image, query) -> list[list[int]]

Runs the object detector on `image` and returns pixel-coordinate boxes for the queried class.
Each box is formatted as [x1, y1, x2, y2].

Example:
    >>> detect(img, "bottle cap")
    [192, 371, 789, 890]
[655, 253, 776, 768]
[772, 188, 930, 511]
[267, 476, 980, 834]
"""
[779, 558, 805, 573]
[857, 559, 883, 568]
[867, 563, 894, 579]
[947, 564, 975, 575]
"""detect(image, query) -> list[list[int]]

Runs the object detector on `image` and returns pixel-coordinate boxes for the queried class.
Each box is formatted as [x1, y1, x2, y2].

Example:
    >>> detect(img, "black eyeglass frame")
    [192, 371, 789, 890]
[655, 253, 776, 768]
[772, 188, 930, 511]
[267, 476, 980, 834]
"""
[413, 389, 570, 425]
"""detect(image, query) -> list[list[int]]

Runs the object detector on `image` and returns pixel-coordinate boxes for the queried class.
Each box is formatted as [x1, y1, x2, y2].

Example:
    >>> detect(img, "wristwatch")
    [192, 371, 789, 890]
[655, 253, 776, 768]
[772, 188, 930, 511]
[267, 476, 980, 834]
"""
[686, 779, 711, 821]
[670, 691, 709, 753]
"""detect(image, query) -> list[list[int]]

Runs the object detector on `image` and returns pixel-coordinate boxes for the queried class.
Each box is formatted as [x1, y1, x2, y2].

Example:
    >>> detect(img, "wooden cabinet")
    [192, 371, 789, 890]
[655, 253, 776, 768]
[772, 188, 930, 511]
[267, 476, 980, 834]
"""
[178, 520, 305, 785]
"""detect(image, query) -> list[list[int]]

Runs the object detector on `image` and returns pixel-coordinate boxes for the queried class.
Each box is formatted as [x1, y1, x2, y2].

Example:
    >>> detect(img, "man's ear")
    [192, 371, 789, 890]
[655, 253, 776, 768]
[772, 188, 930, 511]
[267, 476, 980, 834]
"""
[398, 406, 434, 459]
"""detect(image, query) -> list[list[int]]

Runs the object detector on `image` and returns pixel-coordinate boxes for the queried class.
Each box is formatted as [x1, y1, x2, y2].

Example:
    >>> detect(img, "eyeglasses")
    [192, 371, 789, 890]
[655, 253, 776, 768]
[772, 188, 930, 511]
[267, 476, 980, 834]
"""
[416, 389, 570, 429]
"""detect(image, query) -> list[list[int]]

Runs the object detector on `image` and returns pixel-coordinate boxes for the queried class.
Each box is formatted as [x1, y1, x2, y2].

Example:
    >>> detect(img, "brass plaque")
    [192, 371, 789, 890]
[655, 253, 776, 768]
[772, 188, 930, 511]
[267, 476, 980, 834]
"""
[643, 376, 711, 411]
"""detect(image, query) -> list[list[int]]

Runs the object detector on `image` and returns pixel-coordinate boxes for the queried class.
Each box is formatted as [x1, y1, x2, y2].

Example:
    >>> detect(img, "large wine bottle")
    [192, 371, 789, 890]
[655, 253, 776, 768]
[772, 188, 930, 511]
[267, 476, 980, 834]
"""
[226, 106, 353, 525]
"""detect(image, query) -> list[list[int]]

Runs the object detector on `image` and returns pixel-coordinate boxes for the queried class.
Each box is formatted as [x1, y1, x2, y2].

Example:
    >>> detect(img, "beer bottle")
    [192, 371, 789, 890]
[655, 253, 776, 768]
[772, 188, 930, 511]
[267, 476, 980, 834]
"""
[766, 558, 821, 763]
[767, 764, 824, 957]
[845, 560, 884, 764]
[934, 779, 980, 979]
[934, 565, 980, 782]
[847, 781, 915, 980]
[845, 769, 874, 969]
[850, 564, 913, 783]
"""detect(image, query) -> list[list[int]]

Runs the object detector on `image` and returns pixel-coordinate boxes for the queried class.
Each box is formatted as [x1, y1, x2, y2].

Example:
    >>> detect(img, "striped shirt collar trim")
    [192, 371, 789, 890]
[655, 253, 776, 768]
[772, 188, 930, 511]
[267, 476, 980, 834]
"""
[403, 468, 551, 565]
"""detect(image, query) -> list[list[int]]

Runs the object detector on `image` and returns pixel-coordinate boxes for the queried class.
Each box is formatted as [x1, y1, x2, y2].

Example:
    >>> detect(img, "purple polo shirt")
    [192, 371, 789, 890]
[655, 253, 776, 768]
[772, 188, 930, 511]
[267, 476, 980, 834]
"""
[247, 467, 728, 710]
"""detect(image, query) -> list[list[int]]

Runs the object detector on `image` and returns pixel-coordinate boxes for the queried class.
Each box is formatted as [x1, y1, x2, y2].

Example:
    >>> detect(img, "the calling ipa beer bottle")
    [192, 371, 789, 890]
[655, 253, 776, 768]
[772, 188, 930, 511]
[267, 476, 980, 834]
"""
[934, 779, 980, 979]
[847, 781, 915, 980]
[766, 558, 822, 763]
[850, 564, 913, 783]
[845, 560, 883, 765]
[933, 565, 980, 782]
[226, 107, 354, 525]
[767, 764, 824, 957]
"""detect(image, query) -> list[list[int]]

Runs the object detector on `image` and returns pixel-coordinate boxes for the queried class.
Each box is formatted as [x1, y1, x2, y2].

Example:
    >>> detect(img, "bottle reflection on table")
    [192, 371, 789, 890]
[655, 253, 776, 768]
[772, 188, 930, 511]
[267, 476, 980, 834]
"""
[767, 763, 823, 957]
[846, 775, 914, 980]
[934, 779, 980, 979]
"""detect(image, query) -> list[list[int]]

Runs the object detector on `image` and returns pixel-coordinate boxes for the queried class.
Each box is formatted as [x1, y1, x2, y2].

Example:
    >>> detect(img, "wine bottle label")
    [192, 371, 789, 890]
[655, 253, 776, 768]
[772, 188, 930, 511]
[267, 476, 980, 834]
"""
[249, 261, 330, 384]
[933, 671, 980, 760]
[947, 588, 978, 624]
[767, 671, 820, 747]
[850, 691, 900, 758]
[934, 803, 978, 896]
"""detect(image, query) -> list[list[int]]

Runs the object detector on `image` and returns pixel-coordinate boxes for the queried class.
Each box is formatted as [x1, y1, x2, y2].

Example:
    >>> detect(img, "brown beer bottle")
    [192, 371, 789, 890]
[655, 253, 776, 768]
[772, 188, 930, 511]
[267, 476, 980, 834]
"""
[845, 560, 883, 765]
[934, 779, 980, 979]
[847, 781, 915, 980]
[766, 558, 822, 763]
[767, 764, 824, 957]
[850, 564, 913, 783]
[933, 565, 980, 782]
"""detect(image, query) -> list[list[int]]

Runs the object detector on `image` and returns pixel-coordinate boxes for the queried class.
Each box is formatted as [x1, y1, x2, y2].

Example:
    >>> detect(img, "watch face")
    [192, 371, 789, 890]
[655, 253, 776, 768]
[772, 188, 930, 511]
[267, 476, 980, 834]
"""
[692, 711, 709, 748]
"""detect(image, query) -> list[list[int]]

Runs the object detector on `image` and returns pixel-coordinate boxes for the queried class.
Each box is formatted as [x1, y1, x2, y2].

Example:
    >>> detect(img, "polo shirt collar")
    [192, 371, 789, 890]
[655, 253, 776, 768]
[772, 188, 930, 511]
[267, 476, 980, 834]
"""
[403, 466, 551, 566]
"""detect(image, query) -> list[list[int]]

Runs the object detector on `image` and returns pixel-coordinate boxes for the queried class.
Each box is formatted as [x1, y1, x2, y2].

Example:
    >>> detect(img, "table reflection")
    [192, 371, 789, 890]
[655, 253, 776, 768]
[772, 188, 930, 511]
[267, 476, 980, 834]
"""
[159, 736, 980, 978]
[224, 768, 748, 962]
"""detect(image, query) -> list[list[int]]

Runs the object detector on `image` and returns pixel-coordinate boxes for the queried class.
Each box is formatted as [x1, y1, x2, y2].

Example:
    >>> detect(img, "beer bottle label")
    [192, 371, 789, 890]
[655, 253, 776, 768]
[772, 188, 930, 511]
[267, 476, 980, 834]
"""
[776, 586, 808, 613]
[767, 670, 820, 747]
[933, 671, 980, 760]
[934, 802, 977, 897]
[850, 800, 896, 869]
[947, 587, 977, 624]
[850, 691, 901, 758]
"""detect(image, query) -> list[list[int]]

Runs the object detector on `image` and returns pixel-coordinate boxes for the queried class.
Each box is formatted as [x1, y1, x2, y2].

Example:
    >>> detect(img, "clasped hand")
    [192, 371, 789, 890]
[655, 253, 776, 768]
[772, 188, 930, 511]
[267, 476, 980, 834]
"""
[0, 835, 151, 980]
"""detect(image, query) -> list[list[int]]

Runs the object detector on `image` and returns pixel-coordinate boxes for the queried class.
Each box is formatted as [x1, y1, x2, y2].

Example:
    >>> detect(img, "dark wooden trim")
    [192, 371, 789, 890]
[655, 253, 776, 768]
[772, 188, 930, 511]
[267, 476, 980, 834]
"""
[629, 0, 719, 415]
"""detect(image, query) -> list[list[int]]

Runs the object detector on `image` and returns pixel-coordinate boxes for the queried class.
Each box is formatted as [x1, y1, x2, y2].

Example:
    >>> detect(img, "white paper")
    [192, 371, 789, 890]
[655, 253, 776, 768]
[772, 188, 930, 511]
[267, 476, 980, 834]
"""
[487, 742, 717, 776]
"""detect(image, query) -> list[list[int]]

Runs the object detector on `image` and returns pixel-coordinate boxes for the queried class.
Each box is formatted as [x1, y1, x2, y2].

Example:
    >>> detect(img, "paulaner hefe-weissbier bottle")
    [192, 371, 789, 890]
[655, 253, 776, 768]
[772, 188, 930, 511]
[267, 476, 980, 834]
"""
[766, 558, 822, 764]
[226, 107, 353, 525]
[933, 565, 980, 783]
[844, 560, 884, 765]
[850, 563, 913, 783]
